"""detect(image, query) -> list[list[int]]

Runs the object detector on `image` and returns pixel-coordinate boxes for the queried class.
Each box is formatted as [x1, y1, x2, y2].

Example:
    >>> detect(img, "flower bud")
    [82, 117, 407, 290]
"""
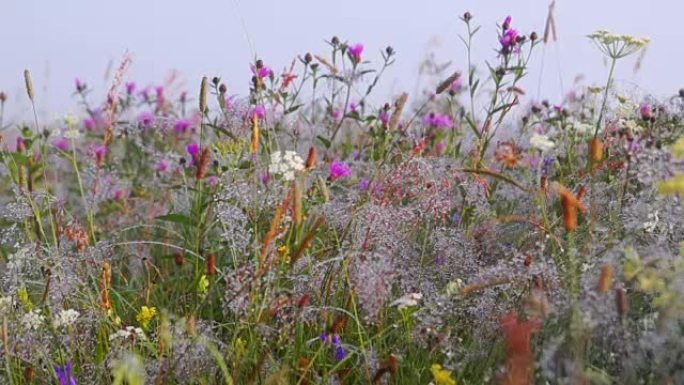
[463, 12, 472, 22]
[385, 46, 395, 56]
[0, 92, 7, 103]
[530, 32, 538, 41]
[331, 36, 340, 46]
[304, 53, 313, 64]
[218, 83, 227, 94]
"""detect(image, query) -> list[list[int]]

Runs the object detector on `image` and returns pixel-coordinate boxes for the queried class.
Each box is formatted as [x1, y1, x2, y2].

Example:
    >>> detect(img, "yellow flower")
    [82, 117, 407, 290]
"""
[658, 174, 684, 195]
[672, 136, 684, 159]
[17, 287, 32, 312]
[197, 275, 210, 297]
[431, 364, 457, 385]
[277, 245, 290, 263]
[136, 306, 157, 329]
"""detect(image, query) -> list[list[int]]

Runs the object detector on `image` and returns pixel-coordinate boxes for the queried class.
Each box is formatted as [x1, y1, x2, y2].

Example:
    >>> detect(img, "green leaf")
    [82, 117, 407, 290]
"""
[284, 104, 303, 114]
[316, 135, 331, 149]
[156, 213, 195, 227]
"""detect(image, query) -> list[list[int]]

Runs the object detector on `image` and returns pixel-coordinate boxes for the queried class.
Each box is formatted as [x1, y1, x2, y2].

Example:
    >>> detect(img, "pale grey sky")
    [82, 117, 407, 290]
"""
[1, 0, 681, 122]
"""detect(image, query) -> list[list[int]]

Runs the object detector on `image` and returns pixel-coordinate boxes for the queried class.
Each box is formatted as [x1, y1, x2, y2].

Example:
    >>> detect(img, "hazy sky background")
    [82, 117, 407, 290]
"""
[1, 0, 681, 123]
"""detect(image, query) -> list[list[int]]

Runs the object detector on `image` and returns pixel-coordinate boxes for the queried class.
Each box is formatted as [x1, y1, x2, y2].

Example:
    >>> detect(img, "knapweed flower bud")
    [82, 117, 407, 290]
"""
[211, 77, 220, 86]
[463, 12, 472, 22]
[24, 69, 34, 101]
[385, 46, 395, 56]
[206, 253, 216, 275]
[304, 52, 313, 64]
[331, 36, 340, 46]
[530, 32, 538, 41]
[679, 89, 684, 98]
[218, 83, 227, 94]
[256, 59, 264, 69]
[199, 76, 208, 113]
[0, 92, 6, 103]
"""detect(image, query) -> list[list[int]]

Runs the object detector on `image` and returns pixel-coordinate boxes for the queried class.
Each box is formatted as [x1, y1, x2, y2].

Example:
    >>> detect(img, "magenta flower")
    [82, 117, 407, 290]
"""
[206, 175, 219, 186]
[15, 137, 25, 153]
[54, 362, 77, 385]
[250, 63, 273, 80]
[422, 112, 454, 129]
[348, 43, 364, 63]
[173, 118, 191, 134]
[358, 178, 370, 191]
[53, 137, 70, 152]
[378, 111, 389, 126]
[499, 16, 518, 53]
[94, 144, 106, 164]
[329, 160, 351, 181]
[157, 159, 168, 172]
[186, 142, 200, 157]
[125, 81, 136, 95]
[137, 111, 155, 128]
[75, 78, 86, 93]
[83, 118, 96, 131]
[640, 104, 653, 120]
[252, 105, 266, 119]
[111, 189, 125, 200]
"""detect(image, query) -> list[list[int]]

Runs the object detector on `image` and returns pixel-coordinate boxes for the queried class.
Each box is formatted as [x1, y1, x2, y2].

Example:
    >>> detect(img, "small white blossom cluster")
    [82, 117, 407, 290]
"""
[21, 310, 45, 331]
[53, 309, 80, 329]
[390, 292, 423, 310]
[109, 326, 147, 341]
[0, 296, 13, 316]
[63, 129, 81, 140]
[268, 150, 305, 181]
[530, 133, 556, 152]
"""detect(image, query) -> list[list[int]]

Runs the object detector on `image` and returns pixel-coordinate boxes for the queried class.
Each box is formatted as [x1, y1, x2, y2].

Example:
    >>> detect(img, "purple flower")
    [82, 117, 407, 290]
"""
[348, 43, 364, 63]
[358, 178, 370, 191]
[450, 79, 463, 93]
[335, 346, 347, 361]
[54, 362, 77, 385]
[640, 104, 653, 120]
[452, 211, 461, 226]
[499, 17, 518, 53]
[329, 160, 351, 181]
[541, 155, 554, 176]
[137, 111, 155, 128]
[94, 144, 106, 164]
[422, 112, 453, 129]
[75, 78, 85, 93]
[378, 110, 389, 126]
[125, 81, 136, 95]
[186, 142, 200, 157]
[83, 118, 96, 131]
[251, 63, 273, 80]
[53, 137, 70, 152]
[252, 105, 266, 119]
[206, 175, 219, 186]
[173, 118, 191, 134]
[157, 159, 168, 172]
[111, 189, 125, 200]
[320, 331, 328, 343]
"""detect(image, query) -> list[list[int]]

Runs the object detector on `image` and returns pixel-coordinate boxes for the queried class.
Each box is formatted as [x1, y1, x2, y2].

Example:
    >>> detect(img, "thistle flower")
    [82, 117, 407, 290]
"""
[94, 144, 106, 165]
[136, 306, 157, 329]
[639, 104, 653, 120]
[500, 19, 519, 54]
[348, 43, 364, 64]
[137, 111, 155, 128]
[252, 105, 266, 119]
[54, 362, 77, 385]
[186, 142, 200, 158]
[156, 160, 168, 172]
[53, 137, 70, 152]
[329, 160, 351, 181]
[125, 81, 136, 95]
[422, 112, 454, 129]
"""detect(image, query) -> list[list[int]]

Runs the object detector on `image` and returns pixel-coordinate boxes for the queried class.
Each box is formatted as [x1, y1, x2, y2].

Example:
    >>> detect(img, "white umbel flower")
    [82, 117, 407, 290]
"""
[53, 309, 80, 329]
[63, 129, 81, 140]
[269, 150, 305, 181]
[21, 310, 45, 331]
[109, 326, 147, 341]
[390, 292, 423, 310]
[530, 133, 555, 152]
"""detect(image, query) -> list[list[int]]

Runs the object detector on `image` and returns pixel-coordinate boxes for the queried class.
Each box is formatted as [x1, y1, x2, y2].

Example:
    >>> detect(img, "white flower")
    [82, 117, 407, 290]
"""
[53, 309, 80, 329]
[0, 296, 13, 316]
[530, 133, 555, 152]
[643, 211, 660, 233]
[63, 129, 81, 140]
[268, 150, 305, 181]
[574, 122, 595, 135]
[21, 310, 45, 331]
[109, 326, 146, 341]
[390, 292, 422, 310]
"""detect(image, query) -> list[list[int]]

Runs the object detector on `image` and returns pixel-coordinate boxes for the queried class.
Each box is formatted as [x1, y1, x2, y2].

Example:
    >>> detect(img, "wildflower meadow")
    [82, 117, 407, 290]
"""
[1, 8, 684, 385]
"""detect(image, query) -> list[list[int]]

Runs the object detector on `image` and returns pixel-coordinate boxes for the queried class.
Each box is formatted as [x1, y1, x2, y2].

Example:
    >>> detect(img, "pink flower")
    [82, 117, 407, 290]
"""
[111, 189, 125, 200]
[329, 160, 351, 181]
[157, 159, 168, 172]
[422, 112, 454, 129]
[186, 142, 200, 157]
[75, 78, 86, 92]
[252, 105, 266, 119]
[53, 137, 70, 152]
[206, 175, 219, 186]
[137, 111, 155, 128]
[251, 63, 273, 80]
[378, 111, 389, 126]
[348, 43, 364, 63]
[15, 137, 25, 153]
[173, 118, 191, 134]
[640, 104, 653, 120]
[84, 118, 96, 131]
[94, 144, 106, 164]
[125, 81, 136, 95]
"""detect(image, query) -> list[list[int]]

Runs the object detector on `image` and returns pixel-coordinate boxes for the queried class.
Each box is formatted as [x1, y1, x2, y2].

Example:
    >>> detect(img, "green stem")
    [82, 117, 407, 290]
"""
[594, 58, 617, 139]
